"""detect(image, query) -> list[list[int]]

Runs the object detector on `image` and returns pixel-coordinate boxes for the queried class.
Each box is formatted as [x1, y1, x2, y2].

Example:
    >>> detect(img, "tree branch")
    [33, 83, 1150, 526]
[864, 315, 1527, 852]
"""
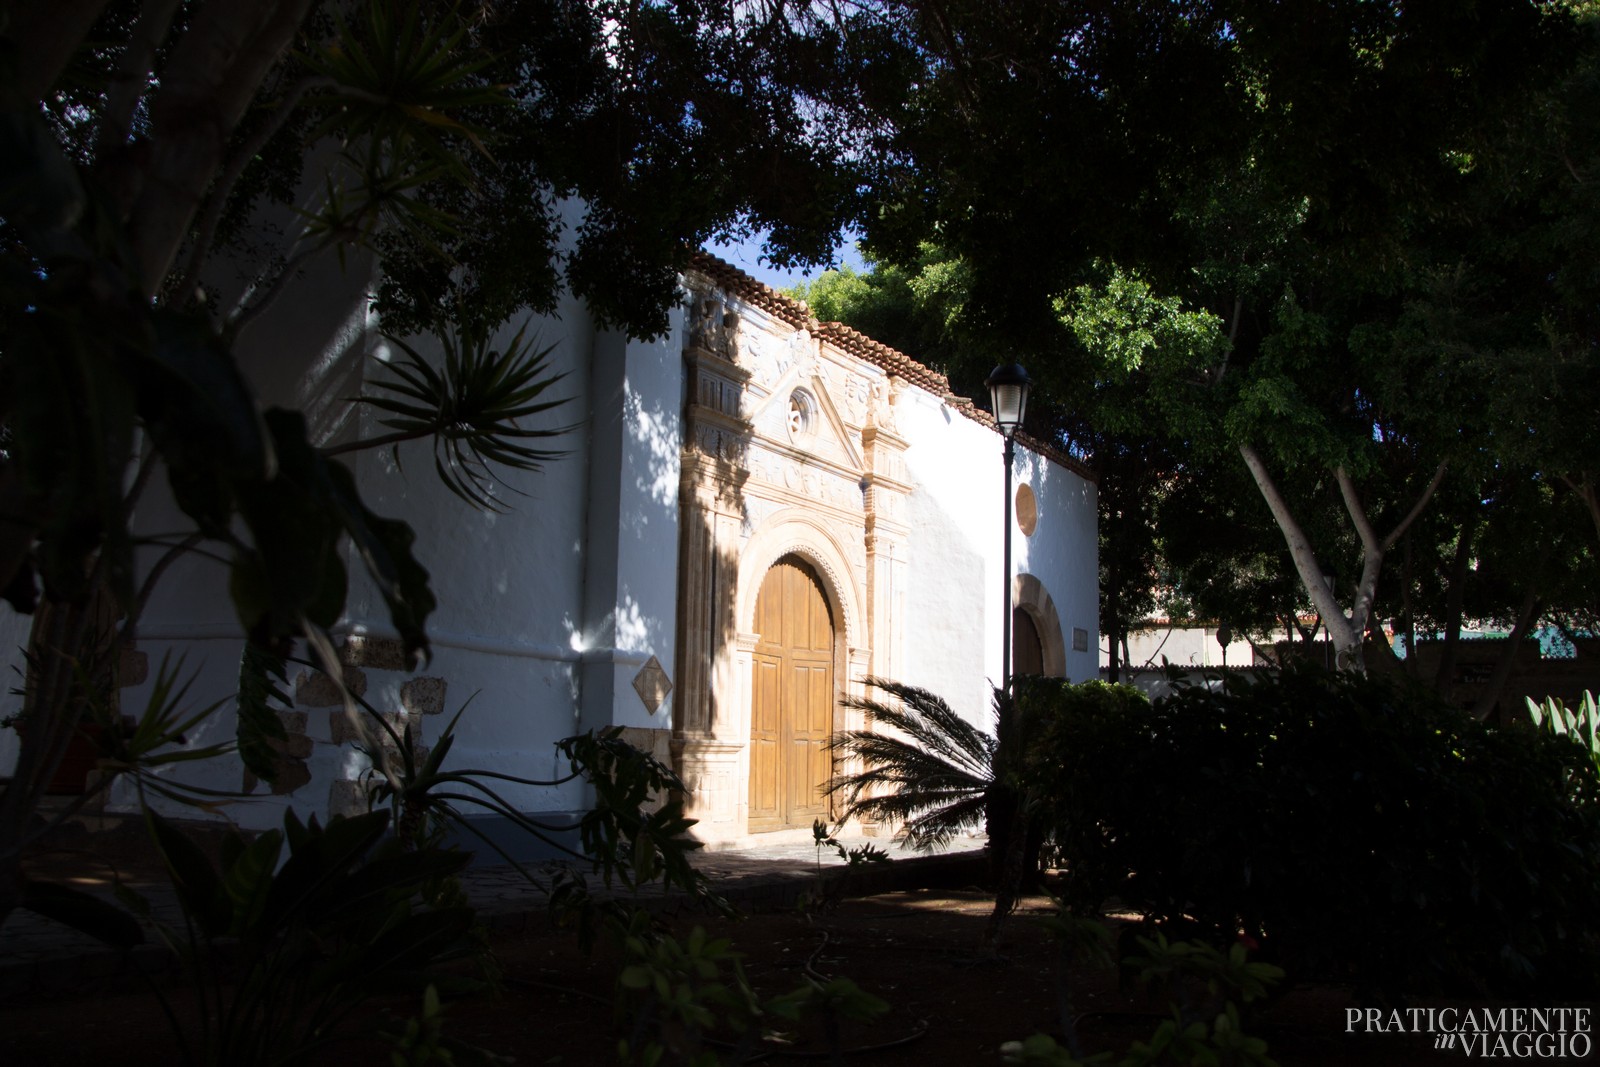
[1213, 294, 1243, 385]
[321, 428, 429, 458]
[1335, 466, 1381, 558]
[4, 0, 114, 101]
[1434, 512, 1477, 692]
[128, 0, 316, 297]
[1561, 471, 1600, 546]
[1379, 461, 1448, 553]
[1470, 592, 1542, 721]
[224, 233, 342, 335]
[176, 74, 337, 306]
[94, 0, 182, 161]
[1239, 443, 1355, 652]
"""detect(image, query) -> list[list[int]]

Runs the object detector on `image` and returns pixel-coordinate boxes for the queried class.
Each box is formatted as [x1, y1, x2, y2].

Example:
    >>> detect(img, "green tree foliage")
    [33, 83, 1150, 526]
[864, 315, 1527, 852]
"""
[827, 0, 1599, 673]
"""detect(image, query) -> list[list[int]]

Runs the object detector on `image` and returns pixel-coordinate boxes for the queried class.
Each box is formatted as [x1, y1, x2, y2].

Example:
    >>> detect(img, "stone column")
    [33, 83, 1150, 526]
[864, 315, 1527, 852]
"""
[673, 319, 753, 841]
[860, 396, 913, 686]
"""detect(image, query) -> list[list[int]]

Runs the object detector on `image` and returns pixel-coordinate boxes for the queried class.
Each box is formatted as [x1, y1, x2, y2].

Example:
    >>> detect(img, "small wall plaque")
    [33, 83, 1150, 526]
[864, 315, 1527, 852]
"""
[632, 655, 673, 715]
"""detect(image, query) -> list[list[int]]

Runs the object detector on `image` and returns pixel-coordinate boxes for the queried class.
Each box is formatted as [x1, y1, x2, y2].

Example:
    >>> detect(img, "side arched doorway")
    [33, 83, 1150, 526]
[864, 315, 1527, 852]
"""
[749, 555, 835, 832]
[1013, 606, 1045, 677]
[1013, 574, 1068, 678]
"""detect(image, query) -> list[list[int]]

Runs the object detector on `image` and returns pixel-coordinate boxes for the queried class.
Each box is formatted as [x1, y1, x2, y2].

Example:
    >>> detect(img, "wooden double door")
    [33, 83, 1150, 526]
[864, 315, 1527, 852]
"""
[748, 556, 835, 832]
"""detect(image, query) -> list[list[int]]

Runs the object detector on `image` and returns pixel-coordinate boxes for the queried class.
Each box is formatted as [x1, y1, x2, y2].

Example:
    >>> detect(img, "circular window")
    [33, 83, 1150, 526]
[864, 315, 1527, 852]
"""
[1015, 483, 1038, 536]
[787, 390, 815, 440]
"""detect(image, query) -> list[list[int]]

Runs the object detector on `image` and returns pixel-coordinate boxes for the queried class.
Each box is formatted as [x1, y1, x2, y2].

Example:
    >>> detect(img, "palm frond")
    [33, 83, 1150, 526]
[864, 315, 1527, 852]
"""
[828, 678, 996, 850]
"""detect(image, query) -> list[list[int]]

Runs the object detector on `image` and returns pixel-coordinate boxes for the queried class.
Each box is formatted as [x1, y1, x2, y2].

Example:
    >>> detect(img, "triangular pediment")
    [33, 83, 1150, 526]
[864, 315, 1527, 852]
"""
[745, 363, 864, 476]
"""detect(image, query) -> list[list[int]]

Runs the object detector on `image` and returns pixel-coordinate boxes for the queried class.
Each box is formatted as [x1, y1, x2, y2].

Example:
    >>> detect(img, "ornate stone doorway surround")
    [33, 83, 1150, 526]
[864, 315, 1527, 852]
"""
[672, 271, 910, 844]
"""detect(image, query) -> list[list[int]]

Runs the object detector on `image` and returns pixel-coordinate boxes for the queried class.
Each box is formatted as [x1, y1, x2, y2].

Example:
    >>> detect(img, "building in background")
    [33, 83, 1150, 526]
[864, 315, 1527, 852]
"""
[1, 252, 1099, 848]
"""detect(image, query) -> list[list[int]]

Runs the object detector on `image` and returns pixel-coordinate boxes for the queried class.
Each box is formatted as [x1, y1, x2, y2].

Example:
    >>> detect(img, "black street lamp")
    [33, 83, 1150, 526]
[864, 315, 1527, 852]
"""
[985, 363, 1032, 691]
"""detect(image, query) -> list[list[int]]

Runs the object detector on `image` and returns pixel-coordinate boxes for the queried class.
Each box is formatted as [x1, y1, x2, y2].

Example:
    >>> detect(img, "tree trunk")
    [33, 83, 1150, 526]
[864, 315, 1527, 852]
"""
[1471, 592, 1542, 721]
[0, 465, 38, 607]
[1237, 443, 1364, 669]
[5, 0, 115, 101]
[1238, 443, 1447, 674]
[1566, 473, 1600, 547]
[127, 0, 315, 295]
[1434, 516, 1477, 693]
[981, 789, 1031, 953]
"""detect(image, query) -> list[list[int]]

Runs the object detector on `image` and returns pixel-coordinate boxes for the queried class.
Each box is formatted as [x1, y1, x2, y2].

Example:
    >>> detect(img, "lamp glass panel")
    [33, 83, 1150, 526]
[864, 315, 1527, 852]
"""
[992, 383, 1027, 433]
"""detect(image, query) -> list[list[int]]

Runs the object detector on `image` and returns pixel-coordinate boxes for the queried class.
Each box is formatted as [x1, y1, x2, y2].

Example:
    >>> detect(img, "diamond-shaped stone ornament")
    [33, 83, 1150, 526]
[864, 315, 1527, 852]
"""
[632, 655, 673, 714]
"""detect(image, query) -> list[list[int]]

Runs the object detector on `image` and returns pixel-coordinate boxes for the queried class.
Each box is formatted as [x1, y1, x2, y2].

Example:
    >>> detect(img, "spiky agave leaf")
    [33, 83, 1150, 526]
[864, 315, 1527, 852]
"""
[827, 678, 997, 850]
[362, 317, 572, 510]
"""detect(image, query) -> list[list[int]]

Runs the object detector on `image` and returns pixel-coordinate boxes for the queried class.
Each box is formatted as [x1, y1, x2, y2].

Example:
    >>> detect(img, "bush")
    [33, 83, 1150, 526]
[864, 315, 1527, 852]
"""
[1025, 668, 1600, 998]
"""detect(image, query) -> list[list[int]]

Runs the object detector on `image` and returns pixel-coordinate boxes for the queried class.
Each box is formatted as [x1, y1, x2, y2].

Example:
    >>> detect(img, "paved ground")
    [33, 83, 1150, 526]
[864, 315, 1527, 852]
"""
[1, 825, 989, 1000]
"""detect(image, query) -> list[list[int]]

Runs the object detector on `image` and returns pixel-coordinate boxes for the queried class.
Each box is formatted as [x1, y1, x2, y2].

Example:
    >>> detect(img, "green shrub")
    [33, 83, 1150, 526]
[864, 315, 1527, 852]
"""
[1026, 668, 1600, 998]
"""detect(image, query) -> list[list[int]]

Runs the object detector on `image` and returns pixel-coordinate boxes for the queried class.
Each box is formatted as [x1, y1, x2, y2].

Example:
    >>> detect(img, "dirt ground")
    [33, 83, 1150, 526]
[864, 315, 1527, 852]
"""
[6, 885, 1594, 1067]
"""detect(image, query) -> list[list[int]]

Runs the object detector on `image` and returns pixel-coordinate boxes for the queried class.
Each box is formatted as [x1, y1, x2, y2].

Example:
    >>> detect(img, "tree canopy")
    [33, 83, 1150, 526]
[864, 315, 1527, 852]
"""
[817, 0, 1600, 675]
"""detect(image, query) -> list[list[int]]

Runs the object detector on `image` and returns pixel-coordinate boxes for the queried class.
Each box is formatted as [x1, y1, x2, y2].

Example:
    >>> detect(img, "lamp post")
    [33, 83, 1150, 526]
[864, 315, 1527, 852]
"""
[985, 363, 1032, 692]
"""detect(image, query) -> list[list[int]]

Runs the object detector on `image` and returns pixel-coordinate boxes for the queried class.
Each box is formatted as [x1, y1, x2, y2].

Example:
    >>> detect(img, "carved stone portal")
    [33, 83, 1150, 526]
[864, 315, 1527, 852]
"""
[674, 282, 912, 842]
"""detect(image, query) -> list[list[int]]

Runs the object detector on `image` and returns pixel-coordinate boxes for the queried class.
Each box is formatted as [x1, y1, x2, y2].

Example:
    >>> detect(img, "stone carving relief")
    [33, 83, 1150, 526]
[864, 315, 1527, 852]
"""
[749, 332, 787, 387]
[688, 290, 740, 361]
[632, 656, 673, 714]
[791, 330, 815, 380]
[742, 448, 864, 513]
[692, 424, 749, 465]
[746, 326, 819, 392]
[843, 374, 871, 426]
[867, 375, 908, 432]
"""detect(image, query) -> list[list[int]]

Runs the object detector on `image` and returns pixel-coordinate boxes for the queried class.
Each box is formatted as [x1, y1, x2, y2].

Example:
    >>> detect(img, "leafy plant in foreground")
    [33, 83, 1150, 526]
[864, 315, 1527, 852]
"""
[1003, 914, 1283, 1067]
[330, 674, 724, 948]
[799, 819, 891, 912]
[1528, 690, 1600, 778]
[826, 677, 1060, 947]
[135, 808, 478, 1067]
[611, 908, 890, 1067]
[826, 679, 996, 851]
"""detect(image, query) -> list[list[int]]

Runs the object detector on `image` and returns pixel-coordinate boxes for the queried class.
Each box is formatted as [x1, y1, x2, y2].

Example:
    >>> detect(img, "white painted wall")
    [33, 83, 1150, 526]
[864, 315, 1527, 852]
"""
[896, 386, 1099, 731]
[341, 294, 600, 822]
[1113, 625, 1267, 670]
[1013, 447, 1100, 680]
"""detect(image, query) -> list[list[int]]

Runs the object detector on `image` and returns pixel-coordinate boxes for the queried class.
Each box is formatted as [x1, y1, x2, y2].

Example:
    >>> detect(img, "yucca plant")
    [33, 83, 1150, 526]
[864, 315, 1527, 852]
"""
[335, 316, 572, 511]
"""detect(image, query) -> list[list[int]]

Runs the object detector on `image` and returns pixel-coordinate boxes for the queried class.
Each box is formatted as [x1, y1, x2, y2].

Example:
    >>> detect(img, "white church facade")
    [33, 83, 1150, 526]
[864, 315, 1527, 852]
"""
[1, 251, 1099, 848]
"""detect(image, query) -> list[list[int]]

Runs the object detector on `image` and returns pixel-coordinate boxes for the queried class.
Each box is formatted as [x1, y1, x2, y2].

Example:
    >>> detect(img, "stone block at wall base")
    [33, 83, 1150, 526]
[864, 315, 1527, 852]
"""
[295, 666, 368, 707]
[339, 635, 409, 671]
[328, 779, 375, 819]
[330, 709, 407, 746]
[400, 677, 448, 715]
[243, 756, 311, 796]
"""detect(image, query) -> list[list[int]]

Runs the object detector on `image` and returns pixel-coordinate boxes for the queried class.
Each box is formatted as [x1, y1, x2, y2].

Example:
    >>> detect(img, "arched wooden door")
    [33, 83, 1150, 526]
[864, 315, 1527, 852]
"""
[1013, 606, 1044, 677]
[749, 556, 835, 832]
